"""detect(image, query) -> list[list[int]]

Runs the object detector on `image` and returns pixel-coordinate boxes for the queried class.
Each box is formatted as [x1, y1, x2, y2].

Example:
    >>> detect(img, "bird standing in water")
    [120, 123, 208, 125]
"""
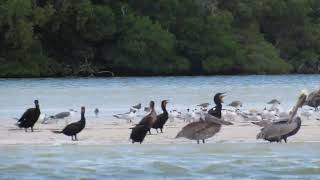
[16, 100, 41, 132]
[52, 107, 86, 141]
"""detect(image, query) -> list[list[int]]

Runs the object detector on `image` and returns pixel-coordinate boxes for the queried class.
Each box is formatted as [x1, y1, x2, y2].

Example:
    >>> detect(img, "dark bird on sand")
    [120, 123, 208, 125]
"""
[130, 101, 157, 144]
[208, 93, 225, 118]
[138, 101, 157, 134]
[132, 103, 142, 110]
[16, 100, 41, 132]
[94, 108, 99, 117]
[257, 92, 307, 143]
[176, 93, 233, 144]
[152, 100, 169, 133]
[52, 107, 86, 141]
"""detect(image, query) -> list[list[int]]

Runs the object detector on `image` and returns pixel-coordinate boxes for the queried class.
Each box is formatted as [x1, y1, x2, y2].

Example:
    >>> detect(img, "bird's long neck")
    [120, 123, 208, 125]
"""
[35, 104, 40, 110]
[215, 104, 222, 118]
[81, 112, 86, 122]
[161, 103, 168, 114]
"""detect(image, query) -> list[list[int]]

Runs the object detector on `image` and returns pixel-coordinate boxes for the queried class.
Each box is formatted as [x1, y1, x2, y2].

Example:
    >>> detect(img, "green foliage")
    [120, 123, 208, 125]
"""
[80, 5, 116, 42]
[0, 0, 319, 77]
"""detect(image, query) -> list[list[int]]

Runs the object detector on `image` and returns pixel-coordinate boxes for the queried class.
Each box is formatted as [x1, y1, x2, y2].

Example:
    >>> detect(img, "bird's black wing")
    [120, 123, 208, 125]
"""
[18, 108, 35, 122]
[63, 122, 80, 132]
[208, 106, 217, 116]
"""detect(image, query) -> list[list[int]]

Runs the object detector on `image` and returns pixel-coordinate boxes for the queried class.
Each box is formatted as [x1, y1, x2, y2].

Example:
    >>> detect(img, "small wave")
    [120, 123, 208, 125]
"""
[197, 164, 231, 174]
[152, 161, 189, 175]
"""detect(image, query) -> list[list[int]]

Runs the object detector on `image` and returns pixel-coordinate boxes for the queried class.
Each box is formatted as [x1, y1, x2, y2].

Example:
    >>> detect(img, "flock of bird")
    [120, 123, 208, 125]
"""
[14, 89, 320, 144]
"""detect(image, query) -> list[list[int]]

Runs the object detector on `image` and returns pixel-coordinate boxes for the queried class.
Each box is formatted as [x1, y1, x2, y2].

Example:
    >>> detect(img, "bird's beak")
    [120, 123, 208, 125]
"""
[220, 94, 226, 103]
[298, 94, 307, 108]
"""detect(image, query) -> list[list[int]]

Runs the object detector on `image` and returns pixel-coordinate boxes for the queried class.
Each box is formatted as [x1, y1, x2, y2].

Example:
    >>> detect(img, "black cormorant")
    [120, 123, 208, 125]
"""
[52, 107, 86, 141]
[16, 100, 41, 132]
[152, 100, 169, 133]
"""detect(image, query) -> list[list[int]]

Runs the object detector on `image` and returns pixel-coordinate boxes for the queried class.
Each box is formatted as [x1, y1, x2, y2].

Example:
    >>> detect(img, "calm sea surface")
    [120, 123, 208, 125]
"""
[0, 75, 319, 118]
[1, 143, 320, 179]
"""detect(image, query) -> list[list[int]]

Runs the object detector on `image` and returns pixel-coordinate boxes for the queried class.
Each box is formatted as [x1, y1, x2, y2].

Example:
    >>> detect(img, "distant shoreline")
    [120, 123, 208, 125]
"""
[0, 73, 319, 79]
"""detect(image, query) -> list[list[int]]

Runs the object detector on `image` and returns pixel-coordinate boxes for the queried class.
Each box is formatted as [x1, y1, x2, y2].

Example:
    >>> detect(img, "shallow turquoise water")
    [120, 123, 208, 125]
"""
[0, 75, 320, 119]
[1, 143, 320, 179]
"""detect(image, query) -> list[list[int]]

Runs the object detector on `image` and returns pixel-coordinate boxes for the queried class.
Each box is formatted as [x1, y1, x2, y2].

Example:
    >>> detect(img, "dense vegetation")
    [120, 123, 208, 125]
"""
[0, 0, 320, 77]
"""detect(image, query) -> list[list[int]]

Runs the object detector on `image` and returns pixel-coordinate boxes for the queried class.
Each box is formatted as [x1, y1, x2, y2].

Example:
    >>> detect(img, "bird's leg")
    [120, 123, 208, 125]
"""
[156, 129, 158, 133]
[148, 130, 151, 135]
[284, 138, 287, 143]
[160, 128, 163, 133]
[25, 128, 27, 132]
[75, 135, 78, 141]
[71, 136, 74, 141]
[202, 139, 205, 144]
[31, 127, 34, 132]
[132, 140, 134, 144]
[197, 140, 200, 144]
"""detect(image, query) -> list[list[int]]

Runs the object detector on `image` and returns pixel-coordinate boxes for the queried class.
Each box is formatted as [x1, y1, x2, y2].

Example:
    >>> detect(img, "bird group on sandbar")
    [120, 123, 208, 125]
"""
[14, 88, 320, 144]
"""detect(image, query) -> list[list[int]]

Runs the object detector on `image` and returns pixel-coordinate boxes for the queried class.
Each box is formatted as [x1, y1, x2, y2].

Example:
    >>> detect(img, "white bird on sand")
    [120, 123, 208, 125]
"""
[113, 109, 137, 123]
[50, 109, 77, 119]
[227, 101, 243, 111]
[169, 110, 181, 122]
[300, 107, 313, 120]
[48, 109, 77, 124]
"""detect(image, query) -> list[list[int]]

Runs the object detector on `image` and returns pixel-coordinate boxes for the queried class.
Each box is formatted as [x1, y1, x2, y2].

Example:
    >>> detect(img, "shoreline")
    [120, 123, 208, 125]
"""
[2, 117, 320, 145]
[0, 74, 319, 79]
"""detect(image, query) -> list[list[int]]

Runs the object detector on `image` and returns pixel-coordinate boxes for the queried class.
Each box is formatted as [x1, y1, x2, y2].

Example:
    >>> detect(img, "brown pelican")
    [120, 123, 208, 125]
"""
[256, 92, 307, 143]
[305, 89, 320, 110]
[176, 93, 233, 144]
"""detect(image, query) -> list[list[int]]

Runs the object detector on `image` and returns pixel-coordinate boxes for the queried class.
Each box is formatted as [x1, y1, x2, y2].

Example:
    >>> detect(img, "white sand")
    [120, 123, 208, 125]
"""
[1, 116, 320, 145]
